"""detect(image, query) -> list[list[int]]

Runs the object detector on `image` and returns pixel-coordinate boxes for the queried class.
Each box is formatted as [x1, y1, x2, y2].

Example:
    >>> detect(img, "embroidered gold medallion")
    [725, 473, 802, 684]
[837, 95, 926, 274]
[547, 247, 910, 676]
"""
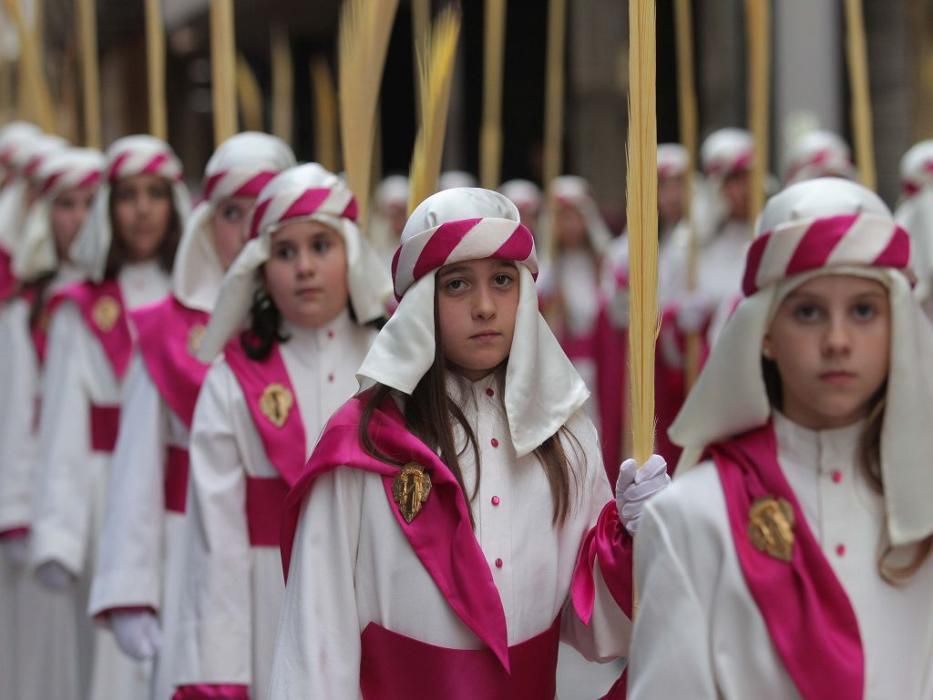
[92, 296, 121, 332]
[259, 383, 293, 428]
[393, 463, 432, 523]
[187, 324, 206, 356]
[748, 496, 795, 562]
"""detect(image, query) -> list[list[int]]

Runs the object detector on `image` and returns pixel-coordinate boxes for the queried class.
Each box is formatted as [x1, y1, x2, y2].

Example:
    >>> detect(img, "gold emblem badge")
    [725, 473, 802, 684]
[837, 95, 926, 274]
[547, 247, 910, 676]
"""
[748, 496, 795, 562]
[91, 296, 121, 332]
[259, 383, 293, 428]
[187, 323, 206, 356]
[393, 463, 432, 523]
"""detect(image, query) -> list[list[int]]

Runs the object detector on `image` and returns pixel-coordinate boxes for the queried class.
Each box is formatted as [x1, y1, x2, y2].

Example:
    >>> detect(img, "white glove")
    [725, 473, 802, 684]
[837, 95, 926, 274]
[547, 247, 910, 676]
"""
[676, 292, 710, 334]
[2, 535, 30, 567]
[35, 560, 75, 591]
[111, 610, 162, 661]
[615, 454, 671, 534]
[608, 285, 630, 329]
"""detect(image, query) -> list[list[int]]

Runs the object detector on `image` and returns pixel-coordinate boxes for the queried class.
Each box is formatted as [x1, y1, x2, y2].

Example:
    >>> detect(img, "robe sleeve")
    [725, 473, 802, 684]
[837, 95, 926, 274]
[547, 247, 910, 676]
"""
[269, 468, 365, 700]
[173, 363, 252, 696]
[89, 353, 168, 617]
[0, 301, 40, 535]
[30, 304, 95, 575]
[626, 499, 717, 698]
[559, 412, 634, 662]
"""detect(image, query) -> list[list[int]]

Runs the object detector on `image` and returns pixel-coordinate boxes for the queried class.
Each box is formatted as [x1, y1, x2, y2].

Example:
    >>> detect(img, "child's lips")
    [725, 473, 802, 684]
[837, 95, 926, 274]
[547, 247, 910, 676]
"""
[819, 370, 856, 384]
[470, 330, 502, 340]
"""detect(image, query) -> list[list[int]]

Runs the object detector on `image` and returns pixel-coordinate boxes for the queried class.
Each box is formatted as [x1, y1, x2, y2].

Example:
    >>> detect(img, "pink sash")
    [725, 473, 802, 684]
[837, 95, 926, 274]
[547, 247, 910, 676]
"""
[710, 423, 864, 699]
[164, 446, 189, 514]
[50, 279, 133, 379]
[223, 341, 307, 486]
[0, 247, 15, 302]
[132, 296, 210, 428]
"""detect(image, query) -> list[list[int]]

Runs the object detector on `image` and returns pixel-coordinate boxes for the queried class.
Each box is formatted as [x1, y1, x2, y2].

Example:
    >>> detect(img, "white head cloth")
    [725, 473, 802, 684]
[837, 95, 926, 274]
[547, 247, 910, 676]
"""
[0, 121, 41, 176]
[670, 177, 933, 546]
[657, 143, 689, 179]
[357, 187, 589, 457]
[375, 175, 410, 211]
[439, 171, 478, 190]
[172, 132, 295, 313]
[896, 141, 933, 300]
[539, 175, 612, 262]
[499, 179, 543, 211]
[783, 130, 855, 186]
[69, 135, 191, 281]
[13, 147, 105, 281]
[693, 127, 755, 238]
[196, 162, 392, 361]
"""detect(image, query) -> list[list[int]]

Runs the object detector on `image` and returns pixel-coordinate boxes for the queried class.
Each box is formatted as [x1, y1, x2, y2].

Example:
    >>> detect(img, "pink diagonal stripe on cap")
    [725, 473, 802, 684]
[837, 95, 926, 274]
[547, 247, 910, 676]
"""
[249, 198, 274, 239]
[411, 218, 483, 282]
[341, 197, 359, 222]
[231, 171, 277, 199]
[742, 231, 772, 296]
[107, 152, 132, 182]
[492, 223, 534, 263]
[77, 171, 102, 191]
[784, 214, 858, 278]
[201, 171, 226, 200]
[871, 225, 910, 270]
[280, 188, 332, 221]
[140, 153, 170, 177]
[39, 171, 64, 198]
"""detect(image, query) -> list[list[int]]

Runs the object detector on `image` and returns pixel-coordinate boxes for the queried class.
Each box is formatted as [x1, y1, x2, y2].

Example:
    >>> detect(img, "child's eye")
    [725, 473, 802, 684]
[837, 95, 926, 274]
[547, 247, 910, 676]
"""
[221, 204, 244, 223]
[851, 302, 877, 322]
[274, 245, 295, 260]
[311, 238, 333, 254]
[493, 273, 515, 288]
[792, 303, 823, 322]
[444, 278, 468, 293]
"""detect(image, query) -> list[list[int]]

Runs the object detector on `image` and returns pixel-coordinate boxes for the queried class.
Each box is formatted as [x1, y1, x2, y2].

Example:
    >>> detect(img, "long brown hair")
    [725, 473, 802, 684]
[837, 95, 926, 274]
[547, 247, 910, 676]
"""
[763, 358, 932, 583]
[359, 306, 582, 527]
[103, 182, 181, 279]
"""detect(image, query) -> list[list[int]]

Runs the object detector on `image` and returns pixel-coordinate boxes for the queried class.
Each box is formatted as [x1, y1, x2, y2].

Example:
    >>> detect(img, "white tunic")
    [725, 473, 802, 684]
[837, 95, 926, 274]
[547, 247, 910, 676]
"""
[0, 265, 85, 700]
[174, 312, 376, 699]
[30, 260, 170, 700]
[88, 352, 190, 700]
[695, 220, 751, 308]
[629, 413, 933, 699]
[269, 374, 631, 699]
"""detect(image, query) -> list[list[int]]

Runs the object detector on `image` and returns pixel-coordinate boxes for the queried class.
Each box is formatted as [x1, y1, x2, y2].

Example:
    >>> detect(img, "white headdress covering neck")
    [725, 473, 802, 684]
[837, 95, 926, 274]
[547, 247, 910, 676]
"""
[783, 130, 855, 186]
[539, 175, 612, 262]
[896, 141, 933, 301]
[0, 131, 67, 255]
[69, 134, 191, 281]
[357, 187, 589, 457]
[13, 147, 105, 281]
[671, 177, 933, 546]
[196, 162, 392, 361]
[694, 128, 755, 239]
[172, 132, 295, 313]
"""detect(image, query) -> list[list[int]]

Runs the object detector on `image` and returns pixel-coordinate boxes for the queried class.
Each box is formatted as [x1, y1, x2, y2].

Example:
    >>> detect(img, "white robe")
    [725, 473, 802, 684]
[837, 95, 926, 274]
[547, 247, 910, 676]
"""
[629, 412, 933, 699]
[269, 374, 631, 699]
[88, 352, 191, 700]
[30, 260, 170, 700]
[0, 265, 88, 700]
[174, 311, 376, 699]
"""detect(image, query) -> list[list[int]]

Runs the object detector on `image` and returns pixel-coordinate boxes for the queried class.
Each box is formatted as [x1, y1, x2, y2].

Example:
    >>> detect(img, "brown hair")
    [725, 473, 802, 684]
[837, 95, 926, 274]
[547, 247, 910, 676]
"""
[359, 306, 581, 527]
[103, 181, 181, 279]
[763, 358, 932, 584]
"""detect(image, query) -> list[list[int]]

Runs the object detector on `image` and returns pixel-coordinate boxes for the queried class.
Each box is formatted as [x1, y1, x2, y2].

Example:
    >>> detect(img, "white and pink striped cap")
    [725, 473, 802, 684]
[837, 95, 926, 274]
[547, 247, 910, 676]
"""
[672, 178, 933, 546]
[0, 121, 41, 175]
[657, 143, 689, 179]
[196, 163, 391, 361]
[782, 130, 855, 186]
[539, 175, 612, 258]
[700, 127, 753, 179]
[499, 179, 543, 210]
[70, 135, 191, 281]
[899, 140, 933, 197]
[358, 187, 589, 457]
[172, 132, 295, 314]
[14, 147, 105, 280]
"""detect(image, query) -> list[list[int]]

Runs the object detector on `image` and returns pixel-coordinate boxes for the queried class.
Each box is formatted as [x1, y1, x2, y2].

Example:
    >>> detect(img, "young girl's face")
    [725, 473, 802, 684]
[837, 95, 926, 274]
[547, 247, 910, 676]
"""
[211, 196, 255, 270]
[722, 169, 750, 222]
[50, 183, 97, 261]
[436, 258, 520, 381]
[264, 219, 348, 328]
[764, 274, 891, 430]
[111, 173, 174, 261]
[556, 204, 587, 249]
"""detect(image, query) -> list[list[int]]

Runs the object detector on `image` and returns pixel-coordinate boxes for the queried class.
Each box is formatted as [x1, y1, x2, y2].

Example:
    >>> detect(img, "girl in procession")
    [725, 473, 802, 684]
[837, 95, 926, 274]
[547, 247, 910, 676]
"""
[171, 162, 391, 699]
[29, 134, 190, 700]
[270, 187, 670, 698]
[87, 132, 295, 700]
[628, 178, 933, 698]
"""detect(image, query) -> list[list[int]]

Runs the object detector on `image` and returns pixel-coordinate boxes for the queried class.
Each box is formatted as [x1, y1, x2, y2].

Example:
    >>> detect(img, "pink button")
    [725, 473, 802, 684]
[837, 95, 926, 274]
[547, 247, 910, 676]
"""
[490, 438, 499, 448]
[491, 496, 500, 506]
[831, 470, 843, 484]
[485, 387, 494, 397]
[494, 558, 503, 569]
[327, 373, 334, 383]
[836, 544, 846, 557]
[327, 330, 335, 339]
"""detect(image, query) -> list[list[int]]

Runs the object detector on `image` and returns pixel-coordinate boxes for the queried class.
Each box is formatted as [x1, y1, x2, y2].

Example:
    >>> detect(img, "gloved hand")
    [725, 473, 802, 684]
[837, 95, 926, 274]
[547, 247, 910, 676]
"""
[615, 454, 671, 535]
[1, 534, 30, 567]
[607, 282, 630, 329]
[111, 610, 162, 661]
[35, 560, 75, 591]
[675, 292, 711, 334]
